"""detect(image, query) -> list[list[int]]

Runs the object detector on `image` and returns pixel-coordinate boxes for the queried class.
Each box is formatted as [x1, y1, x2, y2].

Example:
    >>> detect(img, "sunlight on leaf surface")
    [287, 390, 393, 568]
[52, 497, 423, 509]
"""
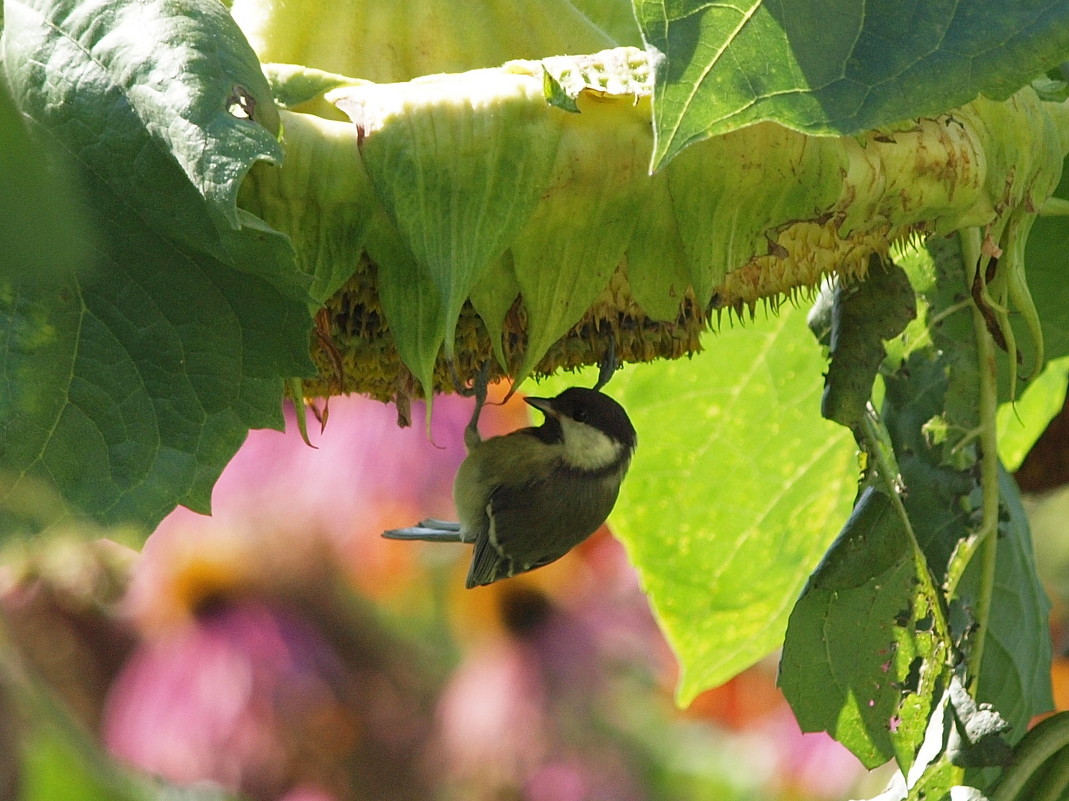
[635, 0, 1069, 169]
[537, 302, 856, 703]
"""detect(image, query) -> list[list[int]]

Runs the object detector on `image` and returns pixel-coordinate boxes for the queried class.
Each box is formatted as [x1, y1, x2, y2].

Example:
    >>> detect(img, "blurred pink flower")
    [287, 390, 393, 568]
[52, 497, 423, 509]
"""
[437, 639, 549, 785]
[281, 786, 338, 801]
[763, 706, 870, 800]
[151, 388, 529, 598]
[434, 539, 662, 801]
[102, 601, 356, 800]
[526, 762, 587, 801]
[101, 391, 539, 800]
[98, 381, 875, 801]
[525, 755, 643, 801]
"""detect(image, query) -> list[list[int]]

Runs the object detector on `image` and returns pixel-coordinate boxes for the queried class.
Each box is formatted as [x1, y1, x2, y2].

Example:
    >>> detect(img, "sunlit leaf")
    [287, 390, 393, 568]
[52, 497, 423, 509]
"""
[540, 303, 857, 703]
[334, 73, 561, 363]
[997, 356, 1069, 471]
[635, 0, 1069, 169]
[780, 487, 950, 770]
[230, 0, 618, 83]
[886, 235, 1052, 745]
[509, 98, 652, 384]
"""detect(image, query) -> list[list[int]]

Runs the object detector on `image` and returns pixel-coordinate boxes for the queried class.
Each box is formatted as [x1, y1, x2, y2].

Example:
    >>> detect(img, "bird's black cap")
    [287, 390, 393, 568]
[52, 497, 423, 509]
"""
[526, 388, 637, 450]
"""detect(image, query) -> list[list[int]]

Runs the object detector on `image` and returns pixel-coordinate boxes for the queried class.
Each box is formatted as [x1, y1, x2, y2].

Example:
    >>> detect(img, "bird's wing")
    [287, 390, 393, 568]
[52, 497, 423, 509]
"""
[465, 474, 603, 588]
[466, 512, 562, 588]
[466, 530, 517, 587]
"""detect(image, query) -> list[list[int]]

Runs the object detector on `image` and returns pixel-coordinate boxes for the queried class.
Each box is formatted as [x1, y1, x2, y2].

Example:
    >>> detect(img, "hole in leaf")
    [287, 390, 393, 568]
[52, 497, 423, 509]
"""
[227, 85, 256, 120]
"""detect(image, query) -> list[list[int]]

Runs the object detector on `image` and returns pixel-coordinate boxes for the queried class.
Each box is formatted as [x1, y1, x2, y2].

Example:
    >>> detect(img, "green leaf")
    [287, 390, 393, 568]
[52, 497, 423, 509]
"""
[570, 0, 644, 46]
[997, 356, 1069, 471]
[238, 109, 377, 305]
[563, 303, 857, 703]
[14, 0, 283, 225]
[509, 98, 651, 383]
[899, 691, 965, 801]
[635, 0, 1069, 169]
[229, 0, 617, 84]
[662, 120, 845, 303]
[780, 487, 950, 770]
[990, 712, 1069, 801]
[1, 0, 314, 530]
[365, 208, 445, 402]
[819, 257, 916, 429]
[624, 169, 692, 322]
[262, 63, 366, 110]
[883, 236, 981, 576]
[4, 0, 308, 302]
[333, 71, 561, 363]
[886, 236, 1052, 747]
[19, 722, 144, 801]
[468, 251, 522, 370]
[543, 69, 582, 113]
[0, 78, 95, 284]
[1015, 158, 1069, 371]
[785, 231, 1051, 782]
[957, 468, 1054, 741]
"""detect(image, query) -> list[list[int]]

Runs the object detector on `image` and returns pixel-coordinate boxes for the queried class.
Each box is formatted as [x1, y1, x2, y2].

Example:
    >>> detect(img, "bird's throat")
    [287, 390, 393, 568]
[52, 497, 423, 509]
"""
[558, 418, 628, 472]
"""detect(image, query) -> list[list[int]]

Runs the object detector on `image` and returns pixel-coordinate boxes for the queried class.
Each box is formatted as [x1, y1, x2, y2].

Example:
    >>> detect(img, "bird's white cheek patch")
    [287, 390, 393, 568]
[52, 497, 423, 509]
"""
[559, 418, 624, 471]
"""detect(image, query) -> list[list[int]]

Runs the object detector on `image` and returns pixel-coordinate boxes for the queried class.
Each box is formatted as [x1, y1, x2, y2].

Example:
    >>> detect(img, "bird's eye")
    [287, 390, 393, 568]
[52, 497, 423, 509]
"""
[573, 407, 588, 423]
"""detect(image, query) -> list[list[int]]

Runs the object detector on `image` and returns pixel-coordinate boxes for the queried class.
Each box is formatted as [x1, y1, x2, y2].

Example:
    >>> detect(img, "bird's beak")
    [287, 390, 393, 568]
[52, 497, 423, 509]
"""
[524, 396, 558, 417]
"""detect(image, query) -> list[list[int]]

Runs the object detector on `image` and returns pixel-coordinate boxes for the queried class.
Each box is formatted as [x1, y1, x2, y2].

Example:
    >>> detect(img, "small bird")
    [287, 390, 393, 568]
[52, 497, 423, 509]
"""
[383, 386, 637, 588]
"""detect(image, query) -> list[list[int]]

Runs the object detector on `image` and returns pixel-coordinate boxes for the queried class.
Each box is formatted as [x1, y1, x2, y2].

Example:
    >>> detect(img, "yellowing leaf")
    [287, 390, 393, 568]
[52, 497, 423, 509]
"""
[333, 72, 561, 363]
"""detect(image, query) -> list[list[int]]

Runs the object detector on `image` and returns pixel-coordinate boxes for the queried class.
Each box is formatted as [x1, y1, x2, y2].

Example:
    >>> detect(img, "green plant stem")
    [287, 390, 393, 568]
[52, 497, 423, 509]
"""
[944, 229, 1001, 694]
[1033, 745, 1069, 801]
[860, 407, 951, 643]
[992, 713, 1069, 801]
[969, 315, 1001, 690]
[1039, 196, 1069, 216]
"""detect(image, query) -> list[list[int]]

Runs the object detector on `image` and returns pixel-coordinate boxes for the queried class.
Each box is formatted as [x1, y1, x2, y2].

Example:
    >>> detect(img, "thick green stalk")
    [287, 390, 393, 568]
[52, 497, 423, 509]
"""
[993, 714, 1069, 801]
[944, 229, 1001, 693]
[860, 408, 952, 648]
[1033, 746, 1069, 801]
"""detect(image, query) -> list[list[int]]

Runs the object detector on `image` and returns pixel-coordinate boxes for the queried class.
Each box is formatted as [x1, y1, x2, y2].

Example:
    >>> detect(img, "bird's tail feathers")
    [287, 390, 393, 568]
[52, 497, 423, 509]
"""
[382, 519, 464, 542]
[418, 519, 461, 531]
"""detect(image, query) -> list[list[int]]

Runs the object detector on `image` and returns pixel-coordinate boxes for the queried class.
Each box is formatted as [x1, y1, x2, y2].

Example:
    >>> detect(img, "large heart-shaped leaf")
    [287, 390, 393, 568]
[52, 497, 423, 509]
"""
[1, 0, 313, 533]
[635, 0, 1069, 168]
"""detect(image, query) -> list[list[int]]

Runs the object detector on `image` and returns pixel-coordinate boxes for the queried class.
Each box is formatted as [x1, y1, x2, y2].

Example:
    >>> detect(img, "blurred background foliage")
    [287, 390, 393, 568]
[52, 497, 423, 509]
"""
[4, 0, 1069, 797]
[0, 384, 862, 801]
[4, 372, 1069, 801]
